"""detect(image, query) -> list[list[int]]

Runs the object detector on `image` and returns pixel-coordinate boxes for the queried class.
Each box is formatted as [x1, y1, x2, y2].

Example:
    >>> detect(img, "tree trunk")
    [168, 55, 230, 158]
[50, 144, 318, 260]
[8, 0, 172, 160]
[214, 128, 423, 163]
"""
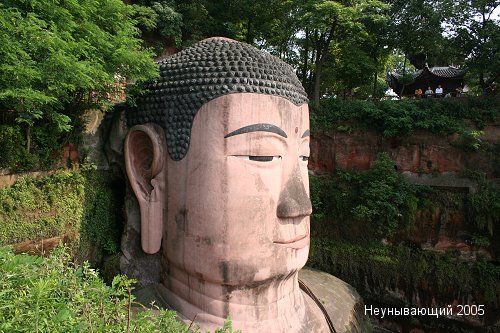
[479, 72, 486, 90]
[400, 52, 408, 96]
[372, 42, 379, 98]
[313, 58, 323, 105]
[312, 22, 336, 106]
[26, 125, 31, 154]
[246, 16, 253, 44]
[301, 28, 309, 90]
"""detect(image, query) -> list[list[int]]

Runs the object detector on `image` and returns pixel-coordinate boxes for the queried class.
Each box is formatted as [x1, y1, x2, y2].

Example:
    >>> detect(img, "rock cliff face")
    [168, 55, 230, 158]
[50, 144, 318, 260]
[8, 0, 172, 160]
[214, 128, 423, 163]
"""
[309, 125, 500, 257]
[308, 124, 500, 333]
[309, 124, 500, 177]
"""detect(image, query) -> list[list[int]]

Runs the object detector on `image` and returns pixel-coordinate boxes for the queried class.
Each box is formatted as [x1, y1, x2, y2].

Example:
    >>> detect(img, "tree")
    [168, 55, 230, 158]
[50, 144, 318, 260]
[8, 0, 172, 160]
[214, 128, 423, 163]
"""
[294, 0, 388, 104]
[0, 0, 157, 151]
[445, 0, 500, 90]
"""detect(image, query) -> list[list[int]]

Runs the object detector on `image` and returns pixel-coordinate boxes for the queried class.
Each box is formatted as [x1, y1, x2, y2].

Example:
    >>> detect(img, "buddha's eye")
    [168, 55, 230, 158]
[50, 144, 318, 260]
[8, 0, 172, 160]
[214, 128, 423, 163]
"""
[300, 155, 309, 162]
[236, 156, 282, 162]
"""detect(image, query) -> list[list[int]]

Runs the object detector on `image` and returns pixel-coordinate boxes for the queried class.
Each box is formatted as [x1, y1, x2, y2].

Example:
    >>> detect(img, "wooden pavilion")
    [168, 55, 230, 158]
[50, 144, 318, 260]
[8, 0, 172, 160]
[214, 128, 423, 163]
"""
[388, 66, 466, 97]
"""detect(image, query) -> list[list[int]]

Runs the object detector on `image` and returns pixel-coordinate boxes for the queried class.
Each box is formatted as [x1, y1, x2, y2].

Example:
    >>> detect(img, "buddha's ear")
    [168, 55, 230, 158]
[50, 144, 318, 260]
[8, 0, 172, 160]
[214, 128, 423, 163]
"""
[124, 124, 166, 254]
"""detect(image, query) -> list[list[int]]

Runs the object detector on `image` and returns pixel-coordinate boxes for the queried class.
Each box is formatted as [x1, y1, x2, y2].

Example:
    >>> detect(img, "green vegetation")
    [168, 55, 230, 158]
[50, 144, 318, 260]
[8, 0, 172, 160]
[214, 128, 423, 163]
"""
[126, 0, 498, 99]
[308, 153, 500, 321]
[0, 245, 238, 332]
[308, 239, 500, 306]
[0, 168, 123, 262]
[310, 154, 499, 243]
[310, 153, 419, 238]
[0, 171, 84, 245]
[461, 170, 500, 232]
[79, 165, 124, 256]
[0, 0, 157, 153]
[311, 97, 500, 138]
[0, 122, 75, 171]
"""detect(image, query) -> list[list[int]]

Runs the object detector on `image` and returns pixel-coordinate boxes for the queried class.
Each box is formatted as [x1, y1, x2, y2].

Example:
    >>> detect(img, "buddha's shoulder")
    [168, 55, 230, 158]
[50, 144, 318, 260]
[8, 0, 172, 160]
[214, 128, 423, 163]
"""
[299, 267, 371, 333]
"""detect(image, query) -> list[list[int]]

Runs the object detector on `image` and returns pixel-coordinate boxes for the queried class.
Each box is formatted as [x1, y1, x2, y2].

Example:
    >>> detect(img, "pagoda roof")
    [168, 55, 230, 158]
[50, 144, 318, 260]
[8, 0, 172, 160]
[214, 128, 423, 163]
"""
[388, 65, 466, 97]
[391, 66, 466, 81]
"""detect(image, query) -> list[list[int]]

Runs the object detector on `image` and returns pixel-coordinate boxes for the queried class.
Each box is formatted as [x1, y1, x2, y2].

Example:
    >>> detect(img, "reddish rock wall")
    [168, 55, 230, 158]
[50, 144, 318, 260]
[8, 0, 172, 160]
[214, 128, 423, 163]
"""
[309, 123, 500, 259]
[309, 124, 500, 179]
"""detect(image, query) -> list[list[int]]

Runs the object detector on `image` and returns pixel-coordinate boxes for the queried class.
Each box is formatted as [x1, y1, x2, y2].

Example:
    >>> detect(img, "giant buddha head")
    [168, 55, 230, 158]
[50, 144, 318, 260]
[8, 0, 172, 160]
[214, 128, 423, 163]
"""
[124, 38, 328, 332]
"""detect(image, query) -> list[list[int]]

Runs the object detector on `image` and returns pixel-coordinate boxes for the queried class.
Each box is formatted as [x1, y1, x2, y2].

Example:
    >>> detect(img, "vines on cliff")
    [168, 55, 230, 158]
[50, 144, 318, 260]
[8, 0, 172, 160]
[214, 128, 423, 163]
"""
[311, 97, 500, 147]
[0, 166, 124, 263]
[310, 153, 420, 239]
[308, 240, 500, 307]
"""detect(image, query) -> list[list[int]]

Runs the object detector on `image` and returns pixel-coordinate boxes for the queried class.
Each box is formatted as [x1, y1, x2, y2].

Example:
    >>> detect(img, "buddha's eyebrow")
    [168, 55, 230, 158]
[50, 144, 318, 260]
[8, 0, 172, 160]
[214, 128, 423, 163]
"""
[302, 130, 310, 138]
[224, 123, 287, 139]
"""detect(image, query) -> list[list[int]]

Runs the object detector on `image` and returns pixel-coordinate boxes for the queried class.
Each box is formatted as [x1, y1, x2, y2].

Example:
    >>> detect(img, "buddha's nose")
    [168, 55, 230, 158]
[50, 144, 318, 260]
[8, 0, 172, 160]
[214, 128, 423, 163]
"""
[276, 167, 312, 218]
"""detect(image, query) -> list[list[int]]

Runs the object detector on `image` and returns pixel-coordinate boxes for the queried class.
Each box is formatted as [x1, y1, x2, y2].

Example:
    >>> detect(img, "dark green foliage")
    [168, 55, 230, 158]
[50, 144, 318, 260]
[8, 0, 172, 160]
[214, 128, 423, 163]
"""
[0, 123, 65, 171]
[461, 170, 500, 232]
[80, 165, 124, 255]
[0, 0, 158, 154]
[0, 114, 86, 171]
[311, 97, 500, 139]
[352, 153, 418, 236]
[308, 239, 500, 306]
[310, 155, 499, 243]
[311, 153, 418, 239]
[0, 168, 124, 261]
[0, 125, 25, 168]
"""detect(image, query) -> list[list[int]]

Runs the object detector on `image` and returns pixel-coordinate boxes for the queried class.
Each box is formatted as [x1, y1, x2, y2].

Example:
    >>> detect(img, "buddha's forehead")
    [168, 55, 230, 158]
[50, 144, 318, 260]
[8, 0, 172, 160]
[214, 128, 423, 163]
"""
[127, 38, 308, 160]
[209, 93, 309, 131]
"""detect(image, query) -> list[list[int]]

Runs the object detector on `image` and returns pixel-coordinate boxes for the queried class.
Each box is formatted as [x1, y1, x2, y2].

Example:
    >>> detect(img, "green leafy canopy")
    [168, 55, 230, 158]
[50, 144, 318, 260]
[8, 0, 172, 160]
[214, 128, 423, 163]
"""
[0, 0, 158, 130]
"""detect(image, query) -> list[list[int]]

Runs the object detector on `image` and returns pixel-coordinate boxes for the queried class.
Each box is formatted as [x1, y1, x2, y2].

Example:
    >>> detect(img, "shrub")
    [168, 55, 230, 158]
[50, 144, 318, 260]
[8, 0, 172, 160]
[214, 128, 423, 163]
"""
[0, 245, 193, 332]
[310, 153, 418, 239]
[311, 97, 500, 141]
[0, 171, 85, 245]
[0, 167, 125, 266]
[79, 164, 124, 256]
[0, 123, 69, 171]
[0, 245, 241, 332]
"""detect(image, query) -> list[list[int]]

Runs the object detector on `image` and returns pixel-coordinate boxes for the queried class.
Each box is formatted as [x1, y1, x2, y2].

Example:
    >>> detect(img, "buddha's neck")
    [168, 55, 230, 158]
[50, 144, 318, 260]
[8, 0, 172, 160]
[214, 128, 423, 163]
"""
[161, 265, 311, 332]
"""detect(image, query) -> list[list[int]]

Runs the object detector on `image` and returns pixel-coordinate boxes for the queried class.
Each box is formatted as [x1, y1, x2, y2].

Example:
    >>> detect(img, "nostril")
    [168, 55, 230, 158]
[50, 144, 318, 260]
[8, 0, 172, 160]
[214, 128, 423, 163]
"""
[276, 197, 312, 218]
[276, 186, 312, 218]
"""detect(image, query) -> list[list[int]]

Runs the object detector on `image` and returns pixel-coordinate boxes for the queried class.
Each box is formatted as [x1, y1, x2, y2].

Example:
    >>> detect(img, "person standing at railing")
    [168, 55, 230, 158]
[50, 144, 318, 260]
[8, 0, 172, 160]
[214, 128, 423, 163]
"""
[425, 86, 434, 98]
[435, 84, 443, 97]
[415, 88, 423, 98]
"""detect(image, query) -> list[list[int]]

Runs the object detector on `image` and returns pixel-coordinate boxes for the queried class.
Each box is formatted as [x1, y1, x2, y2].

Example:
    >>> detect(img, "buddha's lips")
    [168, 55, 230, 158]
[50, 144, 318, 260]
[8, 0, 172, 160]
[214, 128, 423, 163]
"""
[273, 233, 309, 249]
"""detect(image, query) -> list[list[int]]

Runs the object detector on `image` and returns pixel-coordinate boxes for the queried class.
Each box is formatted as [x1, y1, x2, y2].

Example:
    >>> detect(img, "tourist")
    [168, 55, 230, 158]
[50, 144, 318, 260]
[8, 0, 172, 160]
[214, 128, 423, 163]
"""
[415, 88, 423, 98]
[425, 86, 434, 97]
[435, 84, 443, 97]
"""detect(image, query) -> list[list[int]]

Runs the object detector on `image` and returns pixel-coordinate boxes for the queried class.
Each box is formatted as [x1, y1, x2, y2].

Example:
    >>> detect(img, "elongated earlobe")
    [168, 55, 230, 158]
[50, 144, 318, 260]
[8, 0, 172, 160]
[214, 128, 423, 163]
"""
[124, 124, 166, 254]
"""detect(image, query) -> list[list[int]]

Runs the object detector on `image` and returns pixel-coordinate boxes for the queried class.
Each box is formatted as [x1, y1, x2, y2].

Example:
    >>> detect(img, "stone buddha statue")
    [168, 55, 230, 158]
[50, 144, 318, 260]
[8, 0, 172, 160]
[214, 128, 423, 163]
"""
[123, 38, 365, 333]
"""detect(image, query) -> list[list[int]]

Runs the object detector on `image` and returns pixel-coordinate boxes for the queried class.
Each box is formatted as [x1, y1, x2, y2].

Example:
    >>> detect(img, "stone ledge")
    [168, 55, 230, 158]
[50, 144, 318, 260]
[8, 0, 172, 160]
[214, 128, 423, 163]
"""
[299, 267, 370, 333]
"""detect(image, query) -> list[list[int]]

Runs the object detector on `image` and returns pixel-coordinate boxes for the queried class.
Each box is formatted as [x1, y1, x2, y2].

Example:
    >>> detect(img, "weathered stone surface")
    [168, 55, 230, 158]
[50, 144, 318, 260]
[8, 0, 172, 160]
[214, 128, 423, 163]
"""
[133, 267, 370, 333]
[401, 172, 478, 192]
[127, 38, 308, 161]
[12, 235, 70, 256]
[82, 109, 109, 170]
[121, 38, 369, 332]
[299, 267, 370, 333]
[119, 188, 161, 288]
[103, 106, 129, 173]
[309, 126, 500, 178]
